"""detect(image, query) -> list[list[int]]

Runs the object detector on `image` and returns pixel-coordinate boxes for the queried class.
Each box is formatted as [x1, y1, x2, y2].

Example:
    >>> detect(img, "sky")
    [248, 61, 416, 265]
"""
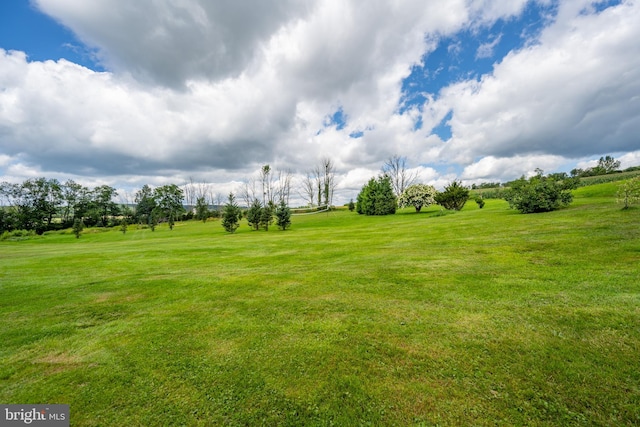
[1, 0, 639, 205]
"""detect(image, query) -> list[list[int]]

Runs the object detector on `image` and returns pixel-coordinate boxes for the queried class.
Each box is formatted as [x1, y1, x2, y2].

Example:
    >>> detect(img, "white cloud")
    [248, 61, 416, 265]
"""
[439, 0, 640, 165]
[1, 0, 639, 202]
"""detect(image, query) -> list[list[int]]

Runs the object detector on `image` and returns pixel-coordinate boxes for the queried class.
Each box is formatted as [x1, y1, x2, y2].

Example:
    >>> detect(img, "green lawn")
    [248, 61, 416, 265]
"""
[1, 182, 639, 426]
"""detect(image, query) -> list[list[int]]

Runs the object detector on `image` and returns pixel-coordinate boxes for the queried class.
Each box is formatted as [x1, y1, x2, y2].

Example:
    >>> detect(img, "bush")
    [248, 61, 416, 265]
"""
[356, 175, 397, 216]
[475, 196, 485, 209]
[617, 177, 640, 209]
[435, 181, 469, 211]
[398, 184, 437, 212]
[504, 172, 579, 213]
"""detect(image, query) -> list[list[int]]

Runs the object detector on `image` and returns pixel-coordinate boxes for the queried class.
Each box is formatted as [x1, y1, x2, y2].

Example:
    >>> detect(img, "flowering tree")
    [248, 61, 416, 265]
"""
[398, 184, 437, 212]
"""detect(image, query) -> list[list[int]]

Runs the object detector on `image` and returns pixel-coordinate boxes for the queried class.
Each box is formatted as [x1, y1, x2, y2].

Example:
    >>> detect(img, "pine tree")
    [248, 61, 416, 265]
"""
[259, 201, 274, 231]
[246, 199, 262, 231]
[275, 199, 291, 230]
[221, 193, 241, 233]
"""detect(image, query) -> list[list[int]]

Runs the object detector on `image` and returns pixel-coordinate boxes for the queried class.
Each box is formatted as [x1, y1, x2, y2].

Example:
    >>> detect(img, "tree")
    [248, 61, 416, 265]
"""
[435, 181, 470, 211]
[299, 171, 317, 207]
[275, 199, 291, 230]
[195, 196, 209, 223]
[356, 175, 397, 216]
[596, 155, 621, 175]
[398, 184, 437, 212]
[260, 164, 273, 205]
[348, 199, 355, 212]
[617, 177, 640, 209]
[260, 201, 274, 231]
[73, 218, 84, 239]
[221, 193, 242, 233]
[503, 171, 579, 213]
[152, 184, 185, 230]
[93, 185, 119, 226]
[120, 218, 128, 234]
[382, 155, 418, 197]
[246, 199, 263, 231]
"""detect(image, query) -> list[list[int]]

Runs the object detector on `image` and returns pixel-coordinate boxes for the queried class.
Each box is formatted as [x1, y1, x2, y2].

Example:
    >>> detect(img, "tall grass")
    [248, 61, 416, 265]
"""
[1, 182, 639, 425]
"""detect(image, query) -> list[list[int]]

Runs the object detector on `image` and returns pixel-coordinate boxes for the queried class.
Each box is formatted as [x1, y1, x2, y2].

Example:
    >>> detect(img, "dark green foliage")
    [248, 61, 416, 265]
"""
[275, 199, 291, 230]
[475, 196, 485, 209]
[435, 181, 470, 211]
[571, 155, 621, 177]
[72, 218, 84, 239]
[120, 218, 128, 234]
[221, 193, 242, 233]
[356, 175, 397, 216]
[348, 199, 355, 212]
[135, 184, 157, 225]
[259, 202, 274, 231]
[247, 199, 262, 231]
[504, 171, 579, 213]
[153, 184, 185, 230]
[195, 197, 209, 223]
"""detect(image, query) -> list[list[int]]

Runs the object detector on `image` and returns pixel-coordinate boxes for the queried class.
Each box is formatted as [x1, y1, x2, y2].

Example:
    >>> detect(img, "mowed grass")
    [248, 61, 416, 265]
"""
[1, 182, 639, 426]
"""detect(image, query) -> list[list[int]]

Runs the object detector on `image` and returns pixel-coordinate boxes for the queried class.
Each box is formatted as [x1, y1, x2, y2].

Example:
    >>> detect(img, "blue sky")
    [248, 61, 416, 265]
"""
[0, 0, 639, 203]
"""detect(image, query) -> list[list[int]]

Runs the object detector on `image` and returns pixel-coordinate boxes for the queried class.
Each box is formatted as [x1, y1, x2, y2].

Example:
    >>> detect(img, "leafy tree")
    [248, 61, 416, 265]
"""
[221, 193, 242, 233]
[93, 185, 120, 226]
[73, 218, 84, 239]
[246, 199, 262, 231]
[153, 184, 185, 230]
[135, 185, 157, 225]
[275, 199, 291, 230]
[617, 177, 640, 209]
[356, 175, 397, 215]
[475, 196, 486, 209]
[435, 181, 470, 211]
[260, 201, 274, 231]
[195, 196, 209, 223]
[596, 155, 621, 174]
[504, 171, 579, 213]
[348, 199, 355, 212]
[398, 184, 437, 212]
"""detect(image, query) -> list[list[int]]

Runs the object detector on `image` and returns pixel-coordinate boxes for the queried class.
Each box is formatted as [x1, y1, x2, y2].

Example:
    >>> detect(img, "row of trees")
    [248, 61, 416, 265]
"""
[0, 178, 188, 234]
[221, 195, 291, 233]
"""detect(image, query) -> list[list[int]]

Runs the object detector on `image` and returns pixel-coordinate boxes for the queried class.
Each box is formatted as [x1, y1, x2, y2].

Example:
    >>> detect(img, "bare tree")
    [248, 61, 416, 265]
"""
[299, 171, 316, 207]
[382, 155, 418, 197]
[260, 164, 276, 205]
[239, 178, 258, 208]
[275, 169, 293, 205]
[183, 177, 197, 208]
[321, 157, 337, 207]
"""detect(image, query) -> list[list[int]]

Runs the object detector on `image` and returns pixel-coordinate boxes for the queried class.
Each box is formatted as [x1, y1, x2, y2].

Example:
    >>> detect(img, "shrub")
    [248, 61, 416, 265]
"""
[435, 181, 469, 211]
[475, 196, 485, 209]
[356, 175, 397, 216]
[617, 177, 640, 209]
[504, 171, 579, 213]
[398, 184, 437, 212]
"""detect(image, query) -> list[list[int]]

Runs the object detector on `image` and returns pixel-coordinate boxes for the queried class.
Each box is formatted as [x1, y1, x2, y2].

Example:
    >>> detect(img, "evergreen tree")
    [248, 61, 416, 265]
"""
[356, 175, 397, 215]
[221, 193, 242, 233]
[259, 201, 274, 231]
[275, 199, 291, 230]
[246, 199, 262, 230]
[435, 181, 470, 211]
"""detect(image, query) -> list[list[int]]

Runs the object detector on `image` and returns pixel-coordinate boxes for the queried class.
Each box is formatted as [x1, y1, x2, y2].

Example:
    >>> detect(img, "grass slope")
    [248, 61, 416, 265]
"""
[1, 182, 639, 426]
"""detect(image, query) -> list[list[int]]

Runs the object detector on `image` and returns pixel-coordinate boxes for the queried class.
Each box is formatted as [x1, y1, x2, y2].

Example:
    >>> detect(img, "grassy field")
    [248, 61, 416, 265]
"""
[1, 182, 639, 426]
